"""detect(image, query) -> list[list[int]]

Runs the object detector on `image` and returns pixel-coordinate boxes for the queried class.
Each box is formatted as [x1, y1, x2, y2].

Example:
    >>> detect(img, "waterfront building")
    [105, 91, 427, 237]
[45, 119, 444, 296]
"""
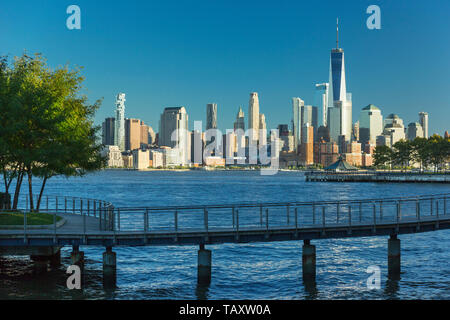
[315, 83, 329, 127]
[359, 104, 383, 144]
[419, 112, 429, 138]
[206, 103, 218, 130]
[317, 140, 339, 167]
[407, 122, 424, 141]
[342, 141, 362, 167]
[102, 117, 115, 146]
[101, 145, 124, 168]
[150, 149, 164, 168]
[327, 20, 352, 142]
[114, 93, 126, 151]
[148, 126, 156, 145]
[317, 126, 330, 143]
[292, 97, 304, 152]
[204, 156, 226, 167]
[233, 107, 245, 132]
[159, 107, 189, 166]
[249, 92, 260, 143]
[300, 123, 314, 165]
[191, 130, 205, 165]
[121, 152, 133, 168]
[125, 118, 147, 151]
[132, 149, 150, 170]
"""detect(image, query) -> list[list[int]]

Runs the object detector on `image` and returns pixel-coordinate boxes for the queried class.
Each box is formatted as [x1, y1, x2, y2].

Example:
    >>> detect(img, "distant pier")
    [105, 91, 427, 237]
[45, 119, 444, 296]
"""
[305, 171, 450, 183]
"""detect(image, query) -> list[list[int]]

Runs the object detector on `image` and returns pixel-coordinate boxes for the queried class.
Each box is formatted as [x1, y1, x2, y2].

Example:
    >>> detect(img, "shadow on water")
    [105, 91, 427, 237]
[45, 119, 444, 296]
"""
[195, 283, 210, 300]
[384, 277, 401, 299]
[303, 280, 319, 300]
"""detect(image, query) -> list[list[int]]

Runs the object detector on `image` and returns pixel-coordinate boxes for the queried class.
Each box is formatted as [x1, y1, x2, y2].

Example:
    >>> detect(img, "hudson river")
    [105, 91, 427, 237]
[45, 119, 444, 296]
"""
[1, 170, 449, 299]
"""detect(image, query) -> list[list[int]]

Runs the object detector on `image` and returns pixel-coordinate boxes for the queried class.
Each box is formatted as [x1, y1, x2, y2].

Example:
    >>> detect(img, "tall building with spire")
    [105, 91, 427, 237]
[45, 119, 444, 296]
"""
[249, 92, 260, 143]
[292, 97, 304, 152]
[327, 19, 352, 144]
[114, 93, 126, 151]
[419, 112, 429, 138]
[234, 107, 245, 132]
[259, 113, 267, 146]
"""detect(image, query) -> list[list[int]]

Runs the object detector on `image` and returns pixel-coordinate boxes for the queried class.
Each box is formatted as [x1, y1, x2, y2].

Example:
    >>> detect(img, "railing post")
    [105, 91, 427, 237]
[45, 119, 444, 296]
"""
[87, 200, 90, 217]
[416, 198, 420, 220]
[373, 203, 376, 225]
[380, 201, 383, 221]
[174, 210, 178, 231]
[396, 201, 400, 222]
[444, 196, 447, 215]
[65, 197, 67, 213]
[236, 209, 239, 232]
[54, 211, 57, 235]
[359, 202, 362, 222]
[259, 205, 262, 227]
[322, 206, 325, 228]
[99, 207, 103, 231]
[80, 199, 83, 215]
[348, 205, 352, 226]
[56, 196, 58, 213]
[83, 207, 86, 234]
[287, 204, 290, 225]
[73, 198, 75, 213]
[26, 194, 28, 212]
[24, 211, 27, 238]
[93, 201, 96, 217]
[232, 207, 235, 228]
[430, 198, 433, 216]
[46, 196, 49, 212]
[117, 208, 120, 231]
[295, 207, 298, 230]
[204, 208, 208, 231]
[144, 209, 149, 232]
[266, 208, 269, 230]
[312, 203, 316, 225]
[337, 201, 340, 223]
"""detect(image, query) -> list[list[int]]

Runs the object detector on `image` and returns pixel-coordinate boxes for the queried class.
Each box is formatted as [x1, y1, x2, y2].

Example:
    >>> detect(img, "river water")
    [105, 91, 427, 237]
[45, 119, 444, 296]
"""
[0, 170, 449, 299]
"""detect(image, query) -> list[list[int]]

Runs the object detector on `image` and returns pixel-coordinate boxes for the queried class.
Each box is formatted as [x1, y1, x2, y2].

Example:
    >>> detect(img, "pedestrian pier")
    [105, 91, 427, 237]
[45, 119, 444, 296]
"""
[305, 171, 450, 183]
[0, 193, 449, 288]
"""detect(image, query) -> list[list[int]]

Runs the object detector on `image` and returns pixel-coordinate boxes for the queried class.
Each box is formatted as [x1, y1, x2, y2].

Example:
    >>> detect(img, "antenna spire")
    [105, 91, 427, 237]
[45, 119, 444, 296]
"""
[336, 18, 339, 49]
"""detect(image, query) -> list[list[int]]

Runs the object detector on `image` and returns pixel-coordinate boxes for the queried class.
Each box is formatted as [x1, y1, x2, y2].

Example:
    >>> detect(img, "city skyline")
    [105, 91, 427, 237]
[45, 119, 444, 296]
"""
[1, 1, 448, 135]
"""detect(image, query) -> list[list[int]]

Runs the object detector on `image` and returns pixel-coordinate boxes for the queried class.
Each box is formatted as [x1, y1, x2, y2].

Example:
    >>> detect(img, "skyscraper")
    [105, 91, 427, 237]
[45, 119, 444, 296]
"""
[206, 103, 218, 130]
[419, 112, 429, 138]
[249, 92, 260, 143]
[292, 97, 304, 152]
[234, 107, 245, 132]
[315, 83, 329, 127]
[407, 122, 424, 141]
[327, 19, 352, 143]
[359, 104, 383, 144]
[259, 113, 267, 146]
[114, 93, 126, 151]
[102, 117, 115, 146]
[159, 107, 189, 165]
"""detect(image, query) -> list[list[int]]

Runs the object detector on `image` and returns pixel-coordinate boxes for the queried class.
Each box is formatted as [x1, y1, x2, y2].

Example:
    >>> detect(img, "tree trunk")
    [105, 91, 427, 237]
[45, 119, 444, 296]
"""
[27, 169, 34, 212]
[36, 176, 48, 212]
[12, 168, 24, 209]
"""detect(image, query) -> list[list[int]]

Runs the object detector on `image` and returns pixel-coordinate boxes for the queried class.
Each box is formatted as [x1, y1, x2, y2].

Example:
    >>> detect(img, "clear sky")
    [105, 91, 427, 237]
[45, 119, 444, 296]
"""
[1, 0, 449, 135]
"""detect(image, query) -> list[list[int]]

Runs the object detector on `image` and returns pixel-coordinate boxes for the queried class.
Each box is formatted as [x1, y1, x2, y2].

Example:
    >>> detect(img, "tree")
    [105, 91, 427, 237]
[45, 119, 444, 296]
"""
[428, 134, 449, 172]
[411, 137, 432, 171]
[373, 145, 393, 169]
[392, 140, 413, 170]
[0, 53, 106, 211]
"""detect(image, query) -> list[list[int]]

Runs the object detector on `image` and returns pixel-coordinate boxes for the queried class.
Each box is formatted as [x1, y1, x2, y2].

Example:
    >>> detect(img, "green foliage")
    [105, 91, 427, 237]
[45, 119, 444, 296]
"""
[0, 212, 62, 226]
[0, 53, 106, 211]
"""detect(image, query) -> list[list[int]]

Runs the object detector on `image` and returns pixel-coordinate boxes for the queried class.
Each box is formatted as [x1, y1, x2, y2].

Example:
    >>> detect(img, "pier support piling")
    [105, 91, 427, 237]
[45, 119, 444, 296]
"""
[70, 245, 84, 270]
[388, 235, 401, 279]
[197, 244, 212, 285]
[302, 240, 316, 282]
[103, 246, 117, 288]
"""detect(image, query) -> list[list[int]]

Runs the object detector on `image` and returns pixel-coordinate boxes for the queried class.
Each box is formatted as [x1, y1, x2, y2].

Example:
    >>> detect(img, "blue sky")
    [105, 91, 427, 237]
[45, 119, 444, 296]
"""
[1, 0, 449, 135]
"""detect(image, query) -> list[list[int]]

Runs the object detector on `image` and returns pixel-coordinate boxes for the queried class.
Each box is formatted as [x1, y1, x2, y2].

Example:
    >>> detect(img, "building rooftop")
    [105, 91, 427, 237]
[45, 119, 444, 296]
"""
[362, 104, 380, 111]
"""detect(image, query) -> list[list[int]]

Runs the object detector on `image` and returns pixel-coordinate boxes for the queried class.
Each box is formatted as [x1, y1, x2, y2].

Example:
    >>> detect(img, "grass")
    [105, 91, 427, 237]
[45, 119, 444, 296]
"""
[0, 212, 62, 226]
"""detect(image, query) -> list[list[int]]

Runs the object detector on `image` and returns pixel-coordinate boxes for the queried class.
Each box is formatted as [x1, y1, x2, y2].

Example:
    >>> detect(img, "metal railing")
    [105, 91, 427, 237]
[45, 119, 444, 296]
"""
[0, 193, 114, 232]
[106, 193, 450, 233]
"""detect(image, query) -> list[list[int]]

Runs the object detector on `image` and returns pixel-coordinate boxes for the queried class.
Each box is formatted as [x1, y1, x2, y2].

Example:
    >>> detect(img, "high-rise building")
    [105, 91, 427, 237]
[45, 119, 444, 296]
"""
[114, 93, 126, 151]
[249, 92, 260, 143]
[102, 117, 115, 146]
[125, 118, 142, 151]
[327, 19, 352, 142]
[292, 97, 304, 152]
[302, 105, 318, 138]
[259, 114, 267, 146]
[315, 83, 329, 127]
[352, 121, 360, 142]
[159, 107, 189, 165]
[206, 103, 218, 130]
[419, 112, 429, 138]
[359, 104, 383, 144]
[234, 107, 245, 132]
[300, 123, 314, 165]
[407, 122, 424, 141]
